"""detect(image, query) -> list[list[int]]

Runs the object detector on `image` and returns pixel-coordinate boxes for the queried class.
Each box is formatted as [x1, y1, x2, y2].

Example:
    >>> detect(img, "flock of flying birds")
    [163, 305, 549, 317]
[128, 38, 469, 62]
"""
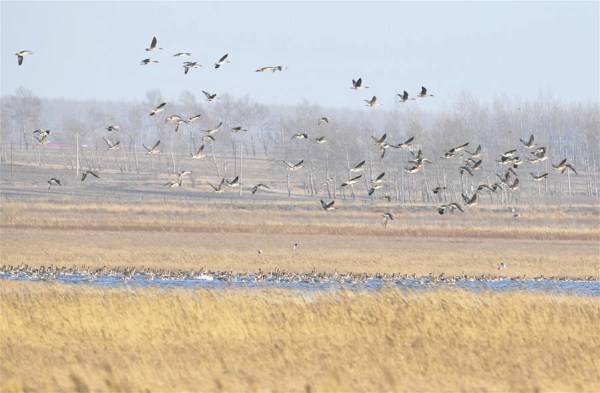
[18, 36, 578, 226]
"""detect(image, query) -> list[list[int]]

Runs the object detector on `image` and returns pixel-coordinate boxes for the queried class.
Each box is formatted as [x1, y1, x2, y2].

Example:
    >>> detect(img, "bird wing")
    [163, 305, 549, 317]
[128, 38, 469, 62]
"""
[219, 53, 228, 63]
[150, 36, 157, 49]
[152, 140, 161, 150]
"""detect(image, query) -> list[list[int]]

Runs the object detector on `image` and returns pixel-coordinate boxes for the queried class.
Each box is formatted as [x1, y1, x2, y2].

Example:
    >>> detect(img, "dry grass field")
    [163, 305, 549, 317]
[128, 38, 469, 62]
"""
[1, 200, 599, 278]
[1, 282, 599, 393]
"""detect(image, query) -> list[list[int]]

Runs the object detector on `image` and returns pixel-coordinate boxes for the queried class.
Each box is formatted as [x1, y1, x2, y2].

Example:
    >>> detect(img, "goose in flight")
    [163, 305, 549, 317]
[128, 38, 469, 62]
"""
[438, 203, 464, 215]
[520, 134, 535, 148]
[226, 176, 240, 187]
[552, 159, 577, 174]
[341, 174, 362, 187]
[256, 66, 275, 73]
[231, 126, 247, 133]
[105, 125, 120, 132]
[461, 192, 478, 206]
[459, 165, 474, 177]
[191, 144, 206, 159]
[350, 160, 366, 173]
[142, 140, 161, 154]
[529, 147, 549, 163]
[396, 136, 415, 149]
[183, 61, 201, 74]
[313, 136, 328, 144]
[291, 133, 308, 140]
[382, 212, 394, 226]
[398, 90, 415, 103]
[405, 164, 424, 174]
[372, 133, 387, 147]
[202, 91, 218, 101]
[204, 121, 223, 135]
[149, 102, 166, 116]
[214, 53, 230, 68]
[47, 178, 61, 190]
[284, 160, 304, 171]
[145, 36, 163, 51]
[443, 142, 469, 158]
[351, 78, 369, 89]
[364, 96, 380, 107]
[140, 58, 159, 65]
[320, 199, 336, 211]
[174, 52, 191, 57]
[507, 178, 520, 191]
[207, 178, 225, 193]
[318, 117, 331, 126]
[34, 133, 50, 145]
[103, 137, 120, 150]
[81, 170, 99, 181]
[466, 144, 483, 158]
[372, 172, 386, 184]
[417, 86, 434, 98]
[251, 183, 272, 194]
[432, 186, 446, 194]
[15, 50, 33, 66]
[202, 134, 215, 142]
[187, 114, 202, 123]
[33, 129, 51, 137]
[501, 149, 518, 159]
[530, 172, 548, 181]
[164, 178, 182, 188]
[477, 183, 501, 192]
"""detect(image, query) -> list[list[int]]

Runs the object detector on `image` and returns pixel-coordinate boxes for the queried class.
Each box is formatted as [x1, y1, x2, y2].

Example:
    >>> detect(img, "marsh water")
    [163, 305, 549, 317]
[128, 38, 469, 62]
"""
[2, 271, 599, 296]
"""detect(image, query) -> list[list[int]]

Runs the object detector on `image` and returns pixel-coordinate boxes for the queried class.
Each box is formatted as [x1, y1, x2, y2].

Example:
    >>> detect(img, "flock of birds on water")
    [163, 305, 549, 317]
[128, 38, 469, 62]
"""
[17, 36, 578, 228]
[2, 264, 597, 287]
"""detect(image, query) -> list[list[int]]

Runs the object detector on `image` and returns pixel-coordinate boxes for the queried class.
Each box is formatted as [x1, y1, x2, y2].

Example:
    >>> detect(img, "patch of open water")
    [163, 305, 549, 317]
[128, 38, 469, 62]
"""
[2, 272, 598, 296]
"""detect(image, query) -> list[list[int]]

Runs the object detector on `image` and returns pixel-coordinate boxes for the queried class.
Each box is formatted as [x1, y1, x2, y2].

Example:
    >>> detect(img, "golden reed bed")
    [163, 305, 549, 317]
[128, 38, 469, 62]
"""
[1, 282, 599, 392]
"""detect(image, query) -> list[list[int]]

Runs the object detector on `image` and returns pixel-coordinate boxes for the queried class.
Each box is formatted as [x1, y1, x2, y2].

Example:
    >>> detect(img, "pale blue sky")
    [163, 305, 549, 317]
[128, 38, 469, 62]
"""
[1, 1, 598, 109]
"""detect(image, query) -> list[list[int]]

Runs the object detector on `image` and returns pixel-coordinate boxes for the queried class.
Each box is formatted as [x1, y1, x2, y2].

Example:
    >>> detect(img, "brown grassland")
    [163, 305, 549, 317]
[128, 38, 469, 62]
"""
[1, 200, 599, 392]
[1, 282, 599, 393]
[1, 200, 599, 277]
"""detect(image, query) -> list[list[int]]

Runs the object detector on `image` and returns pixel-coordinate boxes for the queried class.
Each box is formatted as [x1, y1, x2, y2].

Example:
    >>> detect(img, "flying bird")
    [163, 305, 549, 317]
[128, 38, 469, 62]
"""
[202, 91, 218, 101]
[204, 121, 223, 135]
[145, 36, 163, 51]
[191, 144, 206, 159]
[15, 50, 33, 66]
[351, 78, 369, 89]
[438, 203, 464, 215]
[105, 125, 120, 132]
[396, 136, 415, 149]
[461, 192, 478, 206]
[318, 117, 331, 126]
[140, 58, 159, 65]
[81, 170, 99, 182]
[398, 90, 415, 103]
[173, 52, 191, 57]
[341, 174, 362, 187]
[284, 160, 304, 171]
[382, 212, 394, 226]
[364, 96, 380, 107]
[214, 53, 230, 68]
[142, 140, 161, 154]
[251, 183, 272, 194]
[520, 134, 536, 149]
[149, 102, 166, 116]
[291, 133, 309, 140]
[207, 178, 226, 193]
[103, 137, 120, 150]
[417, 86, 434, 98]
[231, 126, 247, 133]
[47, 178, 61, 190]
[183, 61, 202, 75]
[349, 160, 366, 173]
[313, 136, 328, 144]
[320, 199, 336, 211]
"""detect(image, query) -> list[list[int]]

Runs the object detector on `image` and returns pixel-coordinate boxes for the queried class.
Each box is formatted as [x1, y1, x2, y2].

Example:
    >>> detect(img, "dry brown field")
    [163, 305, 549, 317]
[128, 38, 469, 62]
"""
[1, 200, 598, 278]
[1, 282, 599, 393]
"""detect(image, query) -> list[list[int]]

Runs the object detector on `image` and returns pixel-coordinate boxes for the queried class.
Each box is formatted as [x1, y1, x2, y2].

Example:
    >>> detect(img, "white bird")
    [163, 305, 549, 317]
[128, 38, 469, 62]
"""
[15, 50, 33, 66]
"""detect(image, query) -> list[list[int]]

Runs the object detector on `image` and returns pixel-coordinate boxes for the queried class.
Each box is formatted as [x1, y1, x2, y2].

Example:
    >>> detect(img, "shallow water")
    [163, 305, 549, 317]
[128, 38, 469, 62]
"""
[2, 272, 599, 296]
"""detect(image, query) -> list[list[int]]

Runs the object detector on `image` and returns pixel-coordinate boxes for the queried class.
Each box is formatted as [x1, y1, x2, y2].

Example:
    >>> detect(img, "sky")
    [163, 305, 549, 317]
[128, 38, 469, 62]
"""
[1, 1, 598, 110]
